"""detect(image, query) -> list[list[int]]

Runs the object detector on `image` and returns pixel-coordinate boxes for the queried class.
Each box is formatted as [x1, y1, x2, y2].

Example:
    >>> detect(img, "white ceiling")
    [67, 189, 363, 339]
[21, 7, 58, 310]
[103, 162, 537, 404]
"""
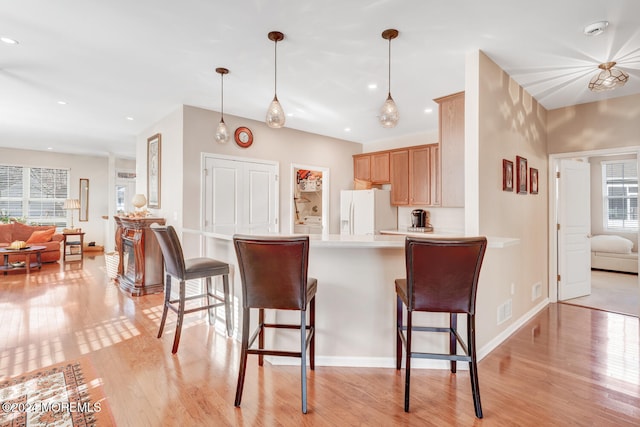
[1, 0, 639, 159]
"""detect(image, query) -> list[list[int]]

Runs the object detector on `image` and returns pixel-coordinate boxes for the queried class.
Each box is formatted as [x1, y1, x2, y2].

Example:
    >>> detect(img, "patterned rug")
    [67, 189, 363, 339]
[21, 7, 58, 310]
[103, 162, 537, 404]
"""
[0, 360, 113, 426]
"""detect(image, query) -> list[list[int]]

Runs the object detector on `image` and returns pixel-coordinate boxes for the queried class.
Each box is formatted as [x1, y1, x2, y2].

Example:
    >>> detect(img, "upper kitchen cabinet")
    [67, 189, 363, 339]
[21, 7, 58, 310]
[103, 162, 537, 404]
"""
[390, 150, 409, 205]
[434, 91, 465, 207]
[390, 145, 436, 206]
[353, 152, 390, 184]
[353, 155, 371, 181]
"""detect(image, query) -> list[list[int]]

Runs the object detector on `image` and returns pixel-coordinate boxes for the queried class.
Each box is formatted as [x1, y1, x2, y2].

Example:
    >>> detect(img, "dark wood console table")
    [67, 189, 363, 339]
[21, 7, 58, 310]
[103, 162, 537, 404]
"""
[114, 216, 166, 296]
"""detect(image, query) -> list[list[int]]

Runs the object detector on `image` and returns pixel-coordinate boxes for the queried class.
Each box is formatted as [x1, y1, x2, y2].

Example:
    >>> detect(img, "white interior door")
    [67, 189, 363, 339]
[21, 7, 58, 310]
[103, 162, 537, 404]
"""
[558, 159, 591, 300]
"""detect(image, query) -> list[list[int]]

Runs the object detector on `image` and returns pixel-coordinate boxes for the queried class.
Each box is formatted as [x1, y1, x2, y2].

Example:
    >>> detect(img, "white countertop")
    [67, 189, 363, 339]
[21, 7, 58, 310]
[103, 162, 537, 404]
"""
[183, 228, 519, 249]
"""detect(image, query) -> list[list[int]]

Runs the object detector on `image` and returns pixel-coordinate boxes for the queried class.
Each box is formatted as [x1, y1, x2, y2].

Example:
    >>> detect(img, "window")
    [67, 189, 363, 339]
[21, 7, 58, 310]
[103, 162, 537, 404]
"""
[603, 160, 638, 231]
[0, 165, 69, 226]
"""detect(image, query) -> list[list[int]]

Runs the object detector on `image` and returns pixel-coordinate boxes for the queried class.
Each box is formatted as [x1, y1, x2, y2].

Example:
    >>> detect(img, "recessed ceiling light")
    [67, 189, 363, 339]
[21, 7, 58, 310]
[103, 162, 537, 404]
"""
[368, 83, 377, 90]
[57, 100, 67, 105]
[584, 21, 609, 36]
[126, 117, 134, 121]
[0, 37, 19, 45]
[47, 147, 53, 150]
[424, 108, 433, 114]
[344, 127, 351, 132]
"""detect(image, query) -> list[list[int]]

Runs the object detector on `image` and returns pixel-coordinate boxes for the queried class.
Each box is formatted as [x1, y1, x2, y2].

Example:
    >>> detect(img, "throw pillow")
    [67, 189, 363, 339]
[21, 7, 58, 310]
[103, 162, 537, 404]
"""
[26, 228, 56, 243]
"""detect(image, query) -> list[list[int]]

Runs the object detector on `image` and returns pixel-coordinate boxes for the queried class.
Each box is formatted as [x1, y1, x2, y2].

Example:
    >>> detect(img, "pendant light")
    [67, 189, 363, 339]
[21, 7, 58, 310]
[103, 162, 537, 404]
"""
[588, 62, 629, 92]
[266, 31, 286, 128]
[379, 29, 399, 128]
[215, 67, 230, 143]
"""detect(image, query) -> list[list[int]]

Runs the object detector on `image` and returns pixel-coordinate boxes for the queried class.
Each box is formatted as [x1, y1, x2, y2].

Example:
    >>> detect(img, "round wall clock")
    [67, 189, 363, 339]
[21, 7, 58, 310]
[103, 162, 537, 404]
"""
[234, 127, 253, 148]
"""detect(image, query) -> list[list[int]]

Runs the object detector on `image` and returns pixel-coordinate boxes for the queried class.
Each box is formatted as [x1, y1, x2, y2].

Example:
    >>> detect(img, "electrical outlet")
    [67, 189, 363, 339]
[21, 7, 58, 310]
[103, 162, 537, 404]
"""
[510, 283, 515, 295]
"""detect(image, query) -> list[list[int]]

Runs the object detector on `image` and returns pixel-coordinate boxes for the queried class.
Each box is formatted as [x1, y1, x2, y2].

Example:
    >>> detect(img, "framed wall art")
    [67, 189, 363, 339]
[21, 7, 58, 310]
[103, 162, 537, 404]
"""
[147, 133, 161, 208]
[516, 155, 528, 194]
[502, 159, 514, 192]
[530, 167, 539, 195]
[79, 178, 89, 221]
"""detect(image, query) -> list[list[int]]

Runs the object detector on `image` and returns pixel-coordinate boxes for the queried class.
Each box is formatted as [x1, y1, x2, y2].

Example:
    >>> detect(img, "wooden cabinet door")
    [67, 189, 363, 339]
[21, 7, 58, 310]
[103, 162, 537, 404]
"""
[409, 146, 430, 206]
[436, 91, 465, 207]
[429, 144, 441, 206]
[390, 150, 409, 205]
[353, 155, 371, 181]
[370, 152, 390, 184]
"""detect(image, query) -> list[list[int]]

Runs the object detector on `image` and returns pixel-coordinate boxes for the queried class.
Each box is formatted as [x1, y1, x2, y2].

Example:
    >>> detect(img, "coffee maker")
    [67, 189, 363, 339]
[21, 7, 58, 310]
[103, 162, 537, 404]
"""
[411, 209, 426, 228]
[410, 209, 433, 232]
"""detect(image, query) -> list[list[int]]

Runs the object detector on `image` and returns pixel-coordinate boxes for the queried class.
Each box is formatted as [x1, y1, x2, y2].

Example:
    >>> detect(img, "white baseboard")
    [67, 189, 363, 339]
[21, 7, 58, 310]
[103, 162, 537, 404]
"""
[477, 298, 550, 360]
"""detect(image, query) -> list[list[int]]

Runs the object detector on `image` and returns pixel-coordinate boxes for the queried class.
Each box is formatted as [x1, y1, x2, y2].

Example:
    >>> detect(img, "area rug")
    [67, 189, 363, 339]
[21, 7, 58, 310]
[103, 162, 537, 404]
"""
[0, 360, 114, 426]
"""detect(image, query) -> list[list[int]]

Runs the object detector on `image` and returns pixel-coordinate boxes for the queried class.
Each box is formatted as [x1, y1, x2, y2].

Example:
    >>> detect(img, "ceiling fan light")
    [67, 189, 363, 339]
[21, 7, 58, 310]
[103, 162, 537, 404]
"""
[588, 62, 629, 92]
[380, 93, 399, 128]
[266, 95, 286, 128]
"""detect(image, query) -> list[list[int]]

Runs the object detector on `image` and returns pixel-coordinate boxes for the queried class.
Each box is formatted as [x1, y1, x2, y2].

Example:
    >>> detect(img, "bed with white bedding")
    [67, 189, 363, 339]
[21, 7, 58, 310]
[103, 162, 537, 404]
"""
[590, 234, 638, 274]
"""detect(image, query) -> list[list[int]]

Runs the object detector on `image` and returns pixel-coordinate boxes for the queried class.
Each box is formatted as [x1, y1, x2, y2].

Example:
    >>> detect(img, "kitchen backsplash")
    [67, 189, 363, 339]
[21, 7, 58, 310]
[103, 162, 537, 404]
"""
[397, 206, 465, 233]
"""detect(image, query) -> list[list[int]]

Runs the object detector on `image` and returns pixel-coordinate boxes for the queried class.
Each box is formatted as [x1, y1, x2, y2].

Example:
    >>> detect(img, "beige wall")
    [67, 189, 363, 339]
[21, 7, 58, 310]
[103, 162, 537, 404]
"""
[467, 51, 549, 348]
[136, 105, 363, 235]
[0, 148, 110, 246]
[136, 107, 184, 227]
[548, 93, 640, 154]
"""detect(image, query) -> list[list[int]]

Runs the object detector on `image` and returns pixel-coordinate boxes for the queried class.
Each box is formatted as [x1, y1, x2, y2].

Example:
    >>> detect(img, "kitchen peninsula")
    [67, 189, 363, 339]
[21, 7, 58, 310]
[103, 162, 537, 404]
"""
[182, 228, 518, 368]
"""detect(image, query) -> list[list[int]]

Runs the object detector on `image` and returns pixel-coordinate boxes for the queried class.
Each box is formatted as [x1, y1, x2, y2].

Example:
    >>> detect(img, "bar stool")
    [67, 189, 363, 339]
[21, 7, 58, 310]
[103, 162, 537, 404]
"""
[151, 225, 232, 354]
[395, 236, 487, 418]
[233, 234, 317, 414]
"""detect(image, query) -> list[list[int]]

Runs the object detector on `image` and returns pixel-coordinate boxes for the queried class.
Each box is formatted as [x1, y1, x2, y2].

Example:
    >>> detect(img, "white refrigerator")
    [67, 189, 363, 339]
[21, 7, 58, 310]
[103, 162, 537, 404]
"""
[340, 189, 397, 235]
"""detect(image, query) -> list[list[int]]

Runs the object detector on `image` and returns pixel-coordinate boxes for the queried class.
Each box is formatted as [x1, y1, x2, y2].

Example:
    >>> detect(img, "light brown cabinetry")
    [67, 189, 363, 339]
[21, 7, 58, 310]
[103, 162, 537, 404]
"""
[434, 91, 465, 207]
[390, 150, 409, 205]
[370, 152, 390, 183]
[389, 144, 438, 206]
[353, 152, 390, 184]
[353, 155, 371, 181]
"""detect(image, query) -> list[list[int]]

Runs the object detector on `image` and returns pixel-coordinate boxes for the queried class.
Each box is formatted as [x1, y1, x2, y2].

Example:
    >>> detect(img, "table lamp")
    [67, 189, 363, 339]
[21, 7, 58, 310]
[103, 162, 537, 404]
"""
[63, 199, 80, 229]
[132, 194, 147, 213]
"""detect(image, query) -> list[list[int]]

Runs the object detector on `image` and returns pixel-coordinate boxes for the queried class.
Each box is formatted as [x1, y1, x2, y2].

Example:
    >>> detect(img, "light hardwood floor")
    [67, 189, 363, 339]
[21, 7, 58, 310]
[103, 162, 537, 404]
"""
[1, 256, 639, 426]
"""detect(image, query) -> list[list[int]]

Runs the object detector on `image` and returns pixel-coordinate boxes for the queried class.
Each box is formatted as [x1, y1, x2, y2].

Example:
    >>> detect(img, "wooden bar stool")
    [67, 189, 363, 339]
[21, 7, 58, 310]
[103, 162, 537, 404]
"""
[151, 225, 232, 354]
[233, 234, 317, 414]
[395, 236, 487, 418]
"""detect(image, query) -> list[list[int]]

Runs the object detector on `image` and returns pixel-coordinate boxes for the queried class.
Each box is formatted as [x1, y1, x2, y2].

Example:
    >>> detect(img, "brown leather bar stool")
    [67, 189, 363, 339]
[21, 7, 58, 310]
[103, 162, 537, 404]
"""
[151, 225, 232, 354]
[395, 236, 487, 418]
[233, 234, 317, 414]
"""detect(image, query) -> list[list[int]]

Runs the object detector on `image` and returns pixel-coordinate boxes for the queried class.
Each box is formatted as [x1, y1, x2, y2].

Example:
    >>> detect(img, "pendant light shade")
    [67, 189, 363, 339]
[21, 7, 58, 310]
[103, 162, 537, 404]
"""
[588, 62, 629, 92]
[266, 31, 285, 128]
[215, 67, 230, 143]
[379, 29, 399, 128]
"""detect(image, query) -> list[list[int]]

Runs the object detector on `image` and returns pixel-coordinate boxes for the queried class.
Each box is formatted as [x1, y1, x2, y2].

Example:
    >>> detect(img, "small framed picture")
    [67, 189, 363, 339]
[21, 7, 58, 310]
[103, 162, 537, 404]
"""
[516, 155, 528, 194]
[502, 159, 513, 192]
[530, 167, 539, 195]
[147, 133, 161, 208]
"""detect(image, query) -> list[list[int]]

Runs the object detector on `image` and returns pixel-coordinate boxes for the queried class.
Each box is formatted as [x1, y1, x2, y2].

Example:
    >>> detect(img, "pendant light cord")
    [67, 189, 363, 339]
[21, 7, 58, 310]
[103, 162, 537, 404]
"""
[274, 39, 278, 96]
[387, 37, 392, 96]
[220, 73, 224, 119]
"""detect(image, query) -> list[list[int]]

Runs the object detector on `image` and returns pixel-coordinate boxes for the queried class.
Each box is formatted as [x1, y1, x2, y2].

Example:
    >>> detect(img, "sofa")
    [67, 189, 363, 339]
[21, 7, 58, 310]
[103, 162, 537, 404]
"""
[0, 222, 63, 263]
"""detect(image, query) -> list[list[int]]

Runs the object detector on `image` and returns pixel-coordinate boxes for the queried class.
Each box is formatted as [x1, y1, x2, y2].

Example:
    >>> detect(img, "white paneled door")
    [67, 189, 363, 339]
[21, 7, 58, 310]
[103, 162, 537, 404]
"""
[203, 155, 278, 233]
[557, 159, 591, 300]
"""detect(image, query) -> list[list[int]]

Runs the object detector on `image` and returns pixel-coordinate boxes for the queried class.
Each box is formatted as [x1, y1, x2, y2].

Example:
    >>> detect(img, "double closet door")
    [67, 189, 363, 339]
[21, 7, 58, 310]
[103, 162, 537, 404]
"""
[203, 155, 278, 233]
